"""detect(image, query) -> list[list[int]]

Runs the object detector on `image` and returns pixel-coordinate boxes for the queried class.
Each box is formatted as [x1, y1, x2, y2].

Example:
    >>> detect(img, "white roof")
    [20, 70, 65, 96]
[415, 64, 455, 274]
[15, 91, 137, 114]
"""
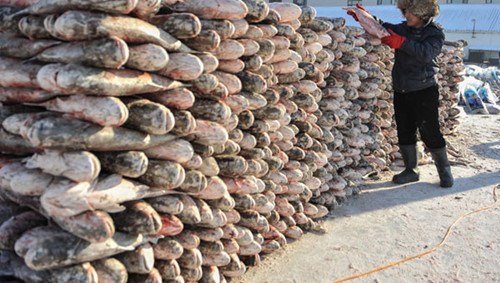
[316, 4, 500, 33]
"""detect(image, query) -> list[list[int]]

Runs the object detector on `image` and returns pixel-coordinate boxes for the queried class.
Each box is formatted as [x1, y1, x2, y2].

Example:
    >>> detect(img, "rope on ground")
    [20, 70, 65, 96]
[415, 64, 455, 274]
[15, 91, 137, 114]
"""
[332, 183, 500, 283]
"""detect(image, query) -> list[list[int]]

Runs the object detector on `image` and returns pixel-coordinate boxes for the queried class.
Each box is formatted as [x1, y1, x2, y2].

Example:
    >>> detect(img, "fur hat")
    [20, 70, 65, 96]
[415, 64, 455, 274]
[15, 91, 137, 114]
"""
[397, 0, 440, 21]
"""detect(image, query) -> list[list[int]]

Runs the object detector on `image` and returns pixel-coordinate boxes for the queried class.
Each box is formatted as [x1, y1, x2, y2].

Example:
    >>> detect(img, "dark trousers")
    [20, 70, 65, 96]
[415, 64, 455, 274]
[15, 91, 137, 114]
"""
[394, 85, 446, 149]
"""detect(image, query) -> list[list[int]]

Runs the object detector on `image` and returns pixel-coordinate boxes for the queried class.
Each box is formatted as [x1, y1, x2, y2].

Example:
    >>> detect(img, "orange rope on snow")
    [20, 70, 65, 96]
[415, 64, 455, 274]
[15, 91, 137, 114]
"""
[332, 184, 500, 283]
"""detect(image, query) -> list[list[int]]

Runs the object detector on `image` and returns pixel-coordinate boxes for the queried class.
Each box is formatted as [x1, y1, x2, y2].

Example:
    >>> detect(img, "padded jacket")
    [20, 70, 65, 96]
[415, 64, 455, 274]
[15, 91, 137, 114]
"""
[381, 19, 444, 93]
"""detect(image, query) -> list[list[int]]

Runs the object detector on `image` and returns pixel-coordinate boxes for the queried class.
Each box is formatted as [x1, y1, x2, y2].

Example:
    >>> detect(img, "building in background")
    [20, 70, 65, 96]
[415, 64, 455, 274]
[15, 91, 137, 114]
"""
[272, 0, 500, 6]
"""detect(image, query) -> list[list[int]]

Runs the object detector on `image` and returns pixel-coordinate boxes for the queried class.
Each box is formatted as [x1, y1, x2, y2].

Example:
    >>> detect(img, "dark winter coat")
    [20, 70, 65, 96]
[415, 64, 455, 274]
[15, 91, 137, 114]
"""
[381, 20, 444, 93]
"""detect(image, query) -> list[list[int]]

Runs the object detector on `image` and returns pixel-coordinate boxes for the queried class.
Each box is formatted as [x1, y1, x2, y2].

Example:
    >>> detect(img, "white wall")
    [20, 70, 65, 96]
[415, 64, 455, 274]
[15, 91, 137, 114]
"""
[445, 32, 500, 60]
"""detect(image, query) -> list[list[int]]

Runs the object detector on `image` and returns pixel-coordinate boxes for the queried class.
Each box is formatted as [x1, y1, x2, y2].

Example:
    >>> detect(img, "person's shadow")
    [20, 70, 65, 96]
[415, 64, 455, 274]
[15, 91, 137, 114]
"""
[471, 141, 500, 160]
[329, 169, 500, 217]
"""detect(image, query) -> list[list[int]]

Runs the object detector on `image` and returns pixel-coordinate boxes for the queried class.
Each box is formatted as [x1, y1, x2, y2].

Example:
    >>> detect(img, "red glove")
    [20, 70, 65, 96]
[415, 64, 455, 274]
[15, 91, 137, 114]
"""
[346, 3, 369, 22]
[381, 29, 406, 49]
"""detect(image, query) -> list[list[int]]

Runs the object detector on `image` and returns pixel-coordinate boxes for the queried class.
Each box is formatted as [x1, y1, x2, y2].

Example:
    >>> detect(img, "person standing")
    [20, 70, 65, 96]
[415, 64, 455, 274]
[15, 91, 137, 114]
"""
[347, 0, 454, 188]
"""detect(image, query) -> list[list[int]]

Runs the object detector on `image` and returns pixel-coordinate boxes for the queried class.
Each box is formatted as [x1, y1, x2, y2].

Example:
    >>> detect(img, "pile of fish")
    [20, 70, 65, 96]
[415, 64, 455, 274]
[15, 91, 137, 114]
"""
[305, 19, 391, 206]
[0, 1, 465, 282]
[436, 40, 466, 135]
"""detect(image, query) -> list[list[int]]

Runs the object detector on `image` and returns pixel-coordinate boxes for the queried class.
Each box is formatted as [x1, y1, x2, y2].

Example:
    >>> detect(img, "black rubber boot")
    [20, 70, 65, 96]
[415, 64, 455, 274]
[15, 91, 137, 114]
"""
[393, 144, 420, 184]
[429, 147, 454, 188]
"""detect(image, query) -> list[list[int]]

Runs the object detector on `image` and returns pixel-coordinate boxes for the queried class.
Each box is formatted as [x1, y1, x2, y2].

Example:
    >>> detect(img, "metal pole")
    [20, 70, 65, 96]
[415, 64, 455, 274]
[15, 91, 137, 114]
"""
[471, 19, 476, 38]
